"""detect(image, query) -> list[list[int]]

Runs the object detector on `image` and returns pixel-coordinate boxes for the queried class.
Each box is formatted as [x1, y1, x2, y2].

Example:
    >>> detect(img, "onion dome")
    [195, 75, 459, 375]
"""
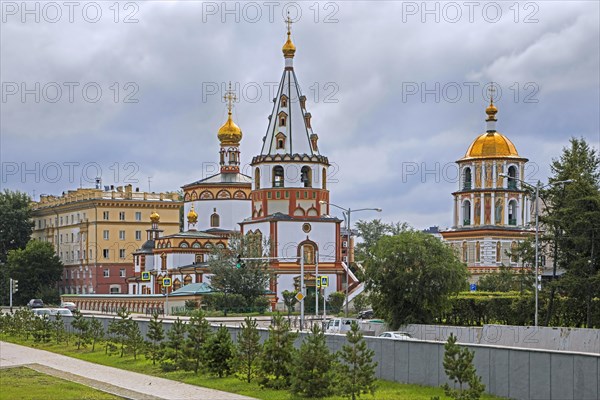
[282, 14, 296, 58]
[150, 210, 160, 223]
[187, 205, 198, 224]
[217, 111, 242, 145]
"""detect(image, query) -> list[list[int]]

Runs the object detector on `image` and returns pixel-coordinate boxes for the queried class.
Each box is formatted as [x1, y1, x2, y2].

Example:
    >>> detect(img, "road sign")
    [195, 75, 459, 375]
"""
[316, 278, 321, 288]
[141, 272, 150, 281]
[295, 292, 305, 302]
[469, 283, 477, 292]
[321, 276, 329, 288]
[162, 277, 172, 287]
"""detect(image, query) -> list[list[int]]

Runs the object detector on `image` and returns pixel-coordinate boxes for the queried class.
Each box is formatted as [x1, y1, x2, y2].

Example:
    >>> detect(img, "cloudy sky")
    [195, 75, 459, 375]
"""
[2, 1, 599, 229]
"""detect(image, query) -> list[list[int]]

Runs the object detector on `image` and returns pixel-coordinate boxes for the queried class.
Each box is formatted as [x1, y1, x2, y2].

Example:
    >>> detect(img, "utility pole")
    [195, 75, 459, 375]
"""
[315, 250, 319, 317]
[300, 245, 305, 331]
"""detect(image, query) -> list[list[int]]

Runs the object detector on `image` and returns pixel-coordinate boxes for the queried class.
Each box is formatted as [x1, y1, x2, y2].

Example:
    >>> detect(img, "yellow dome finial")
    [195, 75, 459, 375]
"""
[217, 82, 242, 145]
[282, 12, 296, 58]
[486, 84, 498, 121]
[150, 209, 160, 223]
[187, 204, 198, 224]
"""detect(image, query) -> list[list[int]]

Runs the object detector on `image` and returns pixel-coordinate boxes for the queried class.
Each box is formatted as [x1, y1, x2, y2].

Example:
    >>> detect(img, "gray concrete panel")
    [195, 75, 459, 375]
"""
[489, 348, 510, 398]
[379, 339, 396, 381]
[508, 350, 530, 400]
[394, 341, 410, 383]
[574, 355, 599, 400]
[529, 352, 551, 400]
[550, 353, 574, 400]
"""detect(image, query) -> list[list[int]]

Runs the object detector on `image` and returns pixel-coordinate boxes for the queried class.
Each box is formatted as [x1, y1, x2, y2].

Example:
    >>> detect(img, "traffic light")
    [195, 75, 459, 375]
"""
[11, 279, 18, 294]
[236, 255, 245, 269]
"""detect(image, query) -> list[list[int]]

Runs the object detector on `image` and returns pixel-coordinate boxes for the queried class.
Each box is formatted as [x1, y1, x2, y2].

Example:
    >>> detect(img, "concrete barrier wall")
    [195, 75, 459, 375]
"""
[63, 315, 599, 400]
[400, 324, 600, 353]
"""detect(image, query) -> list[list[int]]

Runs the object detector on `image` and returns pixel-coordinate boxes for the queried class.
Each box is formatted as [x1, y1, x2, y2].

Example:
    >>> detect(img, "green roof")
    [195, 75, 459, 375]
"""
[170, 282, 214, 296]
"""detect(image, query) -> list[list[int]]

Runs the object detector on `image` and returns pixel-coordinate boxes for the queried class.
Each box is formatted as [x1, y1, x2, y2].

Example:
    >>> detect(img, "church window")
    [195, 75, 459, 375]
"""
[210, 213, 220, 227]
[255, 168, 261, 190]
[462, 200, 471, 226]
[508, 200, 517, 226]
[280, 96, 288, 108]
[273, 166, 284, 187]
[507, 166, 517, 189]
[322, 168, 327, 189]
[278, 139, 284, 148]
[301, 166, 312, 188]
[463, 167, 472, 190]
[180, 242, 189, 248]
[161, 253, 167, 270]
[276, 191, 281, 199]
[276, 132, 286, 150]
[298, 242, 316, 265]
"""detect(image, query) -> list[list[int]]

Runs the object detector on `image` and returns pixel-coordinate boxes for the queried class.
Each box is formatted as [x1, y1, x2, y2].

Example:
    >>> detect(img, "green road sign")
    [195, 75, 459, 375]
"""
[142, 271, 150, 281]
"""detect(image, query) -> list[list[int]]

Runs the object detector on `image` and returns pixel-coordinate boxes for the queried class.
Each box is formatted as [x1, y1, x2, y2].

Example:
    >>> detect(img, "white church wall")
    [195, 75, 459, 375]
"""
[186, 200, 249, 232]
[276, 221, 337, 262]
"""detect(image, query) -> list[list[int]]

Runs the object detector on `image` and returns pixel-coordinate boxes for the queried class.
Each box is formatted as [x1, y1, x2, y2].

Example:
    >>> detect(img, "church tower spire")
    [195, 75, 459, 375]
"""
[218, 82, 242, 174]
[282, 13, 296, 69]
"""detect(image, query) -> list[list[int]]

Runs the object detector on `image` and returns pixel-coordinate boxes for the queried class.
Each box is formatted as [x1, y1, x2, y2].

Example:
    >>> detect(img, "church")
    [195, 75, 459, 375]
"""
[126, 20, 356, 308]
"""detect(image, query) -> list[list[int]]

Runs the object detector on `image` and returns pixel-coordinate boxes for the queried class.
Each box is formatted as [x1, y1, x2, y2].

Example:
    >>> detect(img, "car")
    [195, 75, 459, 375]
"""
[32, 308, 73, 318]
[357, 309, 374, 319]
[378, 331, 416, 340]
[60, 302, 78, 312]
[27, 299, 44, 309]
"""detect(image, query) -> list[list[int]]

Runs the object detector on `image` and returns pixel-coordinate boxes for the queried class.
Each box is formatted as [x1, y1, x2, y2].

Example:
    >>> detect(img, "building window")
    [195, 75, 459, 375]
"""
[119, 268, 126, 277]
[462, 200, 471, 226]
[301, 166, 312, 188]
[462, 241, 468, 262]
[135, 212, 142, 221]
[255, 168, 261, 190]
[103, 269, 109, 277]
[119, 249, 126, 259]
[103, 230, 109, 240]
[161, 253, 167, 270]
[508, 200, 517, 226]
[273, 166, 284, 187]
[463, 167, 472, 190]
[103, 211, 109, 220]
[135, 231, 142, 241]
[507, 165, 517, 190]
[280, 95, 288, 108]
[195, 254, 204, 264]
[103, 249, 110, 259]
[298, 242, 316, 265]
[119, 230, 125, 240]
[119, 211, 125, 221]
[60, 217, 63, 225]
[110, 286, 120, 294]
[211, 213, 220, 227]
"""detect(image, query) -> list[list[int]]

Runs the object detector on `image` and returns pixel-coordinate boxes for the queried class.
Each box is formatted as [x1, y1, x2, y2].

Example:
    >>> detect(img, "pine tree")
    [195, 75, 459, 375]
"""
[258, 313, 297, 389]
[51, 312, 64, 344]
[111, 308, 134, 357]
[203, 325, 235, 378]
[71, 311, 90, 349]
[145, 313, 165, 365]
[161, 318, 186, 371]
[126, 320, 145, 360]
[184, 310, 212, 373]
[89, 317, 104, 352]
[442, 333, 485, 400]
[234, 316, 262, 383]
[337, 321, 377, 400]
[290, 324, 335, 398]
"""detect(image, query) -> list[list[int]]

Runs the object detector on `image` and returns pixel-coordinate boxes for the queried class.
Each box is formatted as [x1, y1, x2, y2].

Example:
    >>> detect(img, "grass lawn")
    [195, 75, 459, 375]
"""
[0, 367, 122, 400]
[1, 335, 505, 400]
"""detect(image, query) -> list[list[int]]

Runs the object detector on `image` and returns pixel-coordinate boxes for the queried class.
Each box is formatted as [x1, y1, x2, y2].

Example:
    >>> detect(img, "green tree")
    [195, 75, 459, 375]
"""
[282, 290, 298, 318]
[477, 265, 533, 293]
[442, 333, 485, 400]
[145, 313, 164, 365]
[353, 293, 368, 314]
[161, 318, 186, 371]
[209, 233, 272, 310]
[0, 190, 32, 305]
[203, 325, 235, 378]
[51, 313, 65, 344]
[107, 308, 134, 357]
[290, 324, 336, 398]
[71, 311, 90, 349]
[364, 230, 468, 329]
[337, 321, 377, 400]
[234, 316, 262, 383]
[543, 138, 600, 327]
[259, 313, 297, 389]
[126, 320, 145, 360]
[6, 241, 63, 305]
[184, 310, 212, 373]
[89, 317, 104, 352]
[32, 315, 52, 343]
[328, 291, 346, 314]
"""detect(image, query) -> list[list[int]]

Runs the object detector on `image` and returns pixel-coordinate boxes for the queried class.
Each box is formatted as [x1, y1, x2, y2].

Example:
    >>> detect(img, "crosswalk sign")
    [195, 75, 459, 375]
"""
[321, 276, 328, 288]
[162, 277, 172, 287]
[142, 271, 150, 281]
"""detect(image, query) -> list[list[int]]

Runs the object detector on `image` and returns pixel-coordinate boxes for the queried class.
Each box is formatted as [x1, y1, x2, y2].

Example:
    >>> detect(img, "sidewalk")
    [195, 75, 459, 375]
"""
[0, 341, 255, 400]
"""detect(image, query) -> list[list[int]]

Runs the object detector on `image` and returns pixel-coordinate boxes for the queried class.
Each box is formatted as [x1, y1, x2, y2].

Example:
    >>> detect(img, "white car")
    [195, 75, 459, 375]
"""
[32, 308, 73, 318]
[378, 331, 416, 340]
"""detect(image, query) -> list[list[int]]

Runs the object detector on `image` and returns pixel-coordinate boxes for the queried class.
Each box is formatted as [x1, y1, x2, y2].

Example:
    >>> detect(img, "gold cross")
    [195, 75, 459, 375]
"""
[285, 11, 293, 34]
[488, 83, 497, 104]
[223, 81, 237, 113]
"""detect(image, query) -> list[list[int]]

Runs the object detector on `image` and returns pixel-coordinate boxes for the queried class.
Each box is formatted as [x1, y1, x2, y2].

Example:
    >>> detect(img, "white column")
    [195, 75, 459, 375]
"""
[518, 193, 523, 226]
[481, 162, 486, 188]
[504, 193, 509, 225]
[503, 161, 508, 188]
[470, 193, 474, 224]
[454, 197, 458, 227]
[492, 161, 497, 188]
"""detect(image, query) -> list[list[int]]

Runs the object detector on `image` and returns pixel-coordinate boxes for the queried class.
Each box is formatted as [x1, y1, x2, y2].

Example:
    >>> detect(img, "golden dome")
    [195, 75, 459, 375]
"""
[150, 210, 160, 223]
[486, 101, 498, 120]
[282, 32, 296, 58]
[187, 205, 198, 224]
[217, 112, 242, 145]
[463, 132, 520, 159]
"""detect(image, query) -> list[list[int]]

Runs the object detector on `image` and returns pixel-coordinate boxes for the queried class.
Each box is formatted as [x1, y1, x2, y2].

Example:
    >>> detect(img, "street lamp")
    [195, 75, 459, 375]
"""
[319, 200, 382, 317]
[499, 174, 572, 326]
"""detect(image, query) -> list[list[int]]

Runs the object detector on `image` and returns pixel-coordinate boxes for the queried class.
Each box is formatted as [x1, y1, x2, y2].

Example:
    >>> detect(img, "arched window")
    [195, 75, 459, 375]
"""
[496, 242, 502, 263]
[301, 166, 312, 188]
[476, 241, 481, 262]
[298, 241, 317, 265]
[173, 278, 182, 291]
[463, 167, 472, 190]
[210, 213, 220, 227]
[255, 168, 261, 190]
[507, 166, 517, 189]
[273, 166, 284, 187]
[463, 200, 471, 226]
[322, 168, 327, 189]
[184, 275, 192, 285]
[508, 200, 517, 226]
[462, 241, 468, 262]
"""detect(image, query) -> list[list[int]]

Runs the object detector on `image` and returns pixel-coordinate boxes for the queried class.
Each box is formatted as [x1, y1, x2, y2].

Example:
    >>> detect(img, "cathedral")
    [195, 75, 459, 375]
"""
[440, 99, 533, 282]
[127, 21, 354, 307]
